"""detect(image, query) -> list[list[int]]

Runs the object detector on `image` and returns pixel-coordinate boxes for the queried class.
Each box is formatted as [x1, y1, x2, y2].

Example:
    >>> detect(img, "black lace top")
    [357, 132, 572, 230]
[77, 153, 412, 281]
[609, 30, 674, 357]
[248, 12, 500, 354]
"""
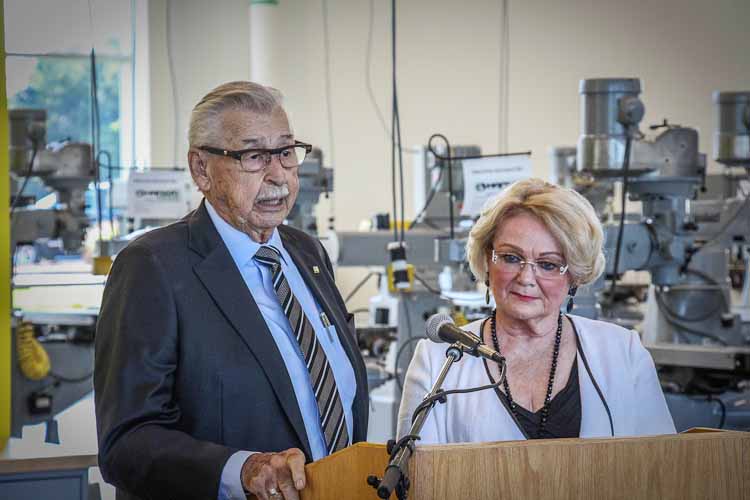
[485, 358, 582, 439]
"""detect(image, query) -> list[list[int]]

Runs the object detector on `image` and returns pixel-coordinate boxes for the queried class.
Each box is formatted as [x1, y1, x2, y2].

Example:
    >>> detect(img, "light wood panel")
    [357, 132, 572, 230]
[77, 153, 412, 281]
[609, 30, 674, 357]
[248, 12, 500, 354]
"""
[410, 431, 748, 500]
[301, 442, 392, 500]
[299, 431, 748, 500]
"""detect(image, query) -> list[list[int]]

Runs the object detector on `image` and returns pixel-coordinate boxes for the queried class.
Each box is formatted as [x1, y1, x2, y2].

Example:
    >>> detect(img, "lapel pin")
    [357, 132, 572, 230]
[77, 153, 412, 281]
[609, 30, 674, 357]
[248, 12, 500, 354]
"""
[313, 266, 320, 274]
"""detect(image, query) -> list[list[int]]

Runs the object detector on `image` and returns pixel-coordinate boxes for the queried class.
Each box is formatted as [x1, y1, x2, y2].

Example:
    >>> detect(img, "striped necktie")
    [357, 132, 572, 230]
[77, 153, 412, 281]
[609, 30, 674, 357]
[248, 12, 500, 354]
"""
[254, 245, 350, 454]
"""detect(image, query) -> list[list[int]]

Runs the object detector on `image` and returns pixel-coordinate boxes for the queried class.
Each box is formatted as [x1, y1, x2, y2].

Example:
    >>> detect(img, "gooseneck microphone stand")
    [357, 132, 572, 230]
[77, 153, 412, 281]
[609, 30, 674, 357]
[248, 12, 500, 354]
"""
[368, 343, 464, 499]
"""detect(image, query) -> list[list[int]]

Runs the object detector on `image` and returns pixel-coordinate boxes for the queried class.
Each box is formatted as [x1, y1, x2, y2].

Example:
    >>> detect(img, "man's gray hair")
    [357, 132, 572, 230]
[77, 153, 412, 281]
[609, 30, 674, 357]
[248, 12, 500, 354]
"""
[188, 81, 284, 147]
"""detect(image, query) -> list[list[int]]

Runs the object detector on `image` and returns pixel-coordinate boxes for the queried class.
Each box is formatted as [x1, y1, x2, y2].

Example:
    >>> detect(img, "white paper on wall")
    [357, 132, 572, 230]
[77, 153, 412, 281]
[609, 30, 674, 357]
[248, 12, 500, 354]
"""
[460, 154, 532, 216]
[127, 170, 190, 219]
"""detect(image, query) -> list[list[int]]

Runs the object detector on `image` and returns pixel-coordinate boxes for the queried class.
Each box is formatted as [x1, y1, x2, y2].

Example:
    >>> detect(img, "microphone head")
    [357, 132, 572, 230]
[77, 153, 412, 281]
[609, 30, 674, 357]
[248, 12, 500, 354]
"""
[425, 313, 453, 343]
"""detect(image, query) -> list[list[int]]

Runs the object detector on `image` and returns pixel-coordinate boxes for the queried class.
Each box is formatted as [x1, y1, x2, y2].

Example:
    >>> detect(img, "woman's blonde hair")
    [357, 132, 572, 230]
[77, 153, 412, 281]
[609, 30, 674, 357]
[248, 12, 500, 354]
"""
[466, 178, 605, 287]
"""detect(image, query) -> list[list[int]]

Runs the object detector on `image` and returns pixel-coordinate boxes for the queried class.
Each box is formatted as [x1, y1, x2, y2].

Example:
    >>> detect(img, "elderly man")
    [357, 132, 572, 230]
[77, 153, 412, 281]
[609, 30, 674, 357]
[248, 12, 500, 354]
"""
[95, 81, 368, 500]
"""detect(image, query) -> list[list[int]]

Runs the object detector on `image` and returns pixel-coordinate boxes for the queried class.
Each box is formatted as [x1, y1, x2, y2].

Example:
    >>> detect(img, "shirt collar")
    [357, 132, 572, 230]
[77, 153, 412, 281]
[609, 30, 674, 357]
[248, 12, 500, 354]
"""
[204, 199, 286, 267]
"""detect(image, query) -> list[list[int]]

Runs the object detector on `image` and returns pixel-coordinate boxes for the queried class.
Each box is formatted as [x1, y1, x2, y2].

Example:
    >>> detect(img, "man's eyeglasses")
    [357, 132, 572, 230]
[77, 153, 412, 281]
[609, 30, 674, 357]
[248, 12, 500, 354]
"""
[198, 141, 312, 173]
[491, 250, 569, 280]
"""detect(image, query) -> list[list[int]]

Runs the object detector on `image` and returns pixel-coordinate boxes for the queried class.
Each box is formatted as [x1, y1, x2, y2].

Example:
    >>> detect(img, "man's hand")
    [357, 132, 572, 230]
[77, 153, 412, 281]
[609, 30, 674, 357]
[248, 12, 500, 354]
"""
[241, 448, 306, 500]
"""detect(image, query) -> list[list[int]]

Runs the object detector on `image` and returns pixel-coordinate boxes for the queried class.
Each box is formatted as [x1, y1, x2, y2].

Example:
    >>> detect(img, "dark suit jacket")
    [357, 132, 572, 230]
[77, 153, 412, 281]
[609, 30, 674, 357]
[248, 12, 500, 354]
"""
[94, 201, 369, 500]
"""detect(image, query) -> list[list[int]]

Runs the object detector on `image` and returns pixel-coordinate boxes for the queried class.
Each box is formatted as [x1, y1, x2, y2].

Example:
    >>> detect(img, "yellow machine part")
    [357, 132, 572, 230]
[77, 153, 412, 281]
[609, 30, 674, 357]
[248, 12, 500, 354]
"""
[92, 255, 113, 276]
[0, 1, 11, 450]
[452, 310, 470, 327]
[386, 263, 415, 293]
[15, 322, 50, 381]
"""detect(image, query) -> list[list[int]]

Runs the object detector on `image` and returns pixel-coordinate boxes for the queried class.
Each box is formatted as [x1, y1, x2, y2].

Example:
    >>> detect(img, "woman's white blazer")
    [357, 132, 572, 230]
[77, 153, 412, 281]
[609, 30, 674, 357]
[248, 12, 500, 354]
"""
[396, 314, 676, 443]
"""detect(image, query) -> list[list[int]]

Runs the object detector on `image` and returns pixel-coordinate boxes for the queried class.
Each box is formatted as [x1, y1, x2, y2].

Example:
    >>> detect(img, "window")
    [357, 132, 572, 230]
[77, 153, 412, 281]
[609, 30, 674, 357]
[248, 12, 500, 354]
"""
[5, 0, 135, 228]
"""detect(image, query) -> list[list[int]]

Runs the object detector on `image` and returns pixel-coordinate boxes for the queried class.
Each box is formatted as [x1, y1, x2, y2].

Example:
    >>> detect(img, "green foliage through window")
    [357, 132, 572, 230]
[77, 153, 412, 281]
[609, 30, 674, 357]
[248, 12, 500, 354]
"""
[9, 56, 122, 169]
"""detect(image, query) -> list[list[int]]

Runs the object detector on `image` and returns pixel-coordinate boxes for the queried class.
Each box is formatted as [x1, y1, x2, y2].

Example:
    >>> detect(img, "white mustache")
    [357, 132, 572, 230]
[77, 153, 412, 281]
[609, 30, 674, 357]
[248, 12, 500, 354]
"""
[256, 184, 290, 201]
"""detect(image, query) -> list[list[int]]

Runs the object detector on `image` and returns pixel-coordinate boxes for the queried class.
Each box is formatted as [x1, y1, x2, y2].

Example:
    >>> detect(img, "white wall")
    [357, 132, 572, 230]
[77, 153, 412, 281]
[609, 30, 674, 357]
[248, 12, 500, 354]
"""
[148, 0, 750, 309]
[148, 0, 251, 169]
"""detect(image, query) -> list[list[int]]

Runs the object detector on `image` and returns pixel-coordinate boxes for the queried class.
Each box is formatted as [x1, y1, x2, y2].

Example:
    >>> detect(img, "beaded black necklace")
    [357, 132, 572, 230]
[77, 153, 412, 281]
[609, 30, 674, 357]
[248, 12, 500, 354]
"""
[490, 310, 563, 436]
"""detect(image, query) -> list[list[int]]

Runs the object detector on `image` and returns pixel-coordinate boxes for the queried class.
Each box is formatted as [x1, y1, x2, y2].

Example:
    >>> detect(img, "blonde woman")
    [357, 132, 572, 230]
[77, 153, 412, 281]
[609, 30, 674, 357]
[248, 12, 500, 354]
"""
[397, 178, 674, 442]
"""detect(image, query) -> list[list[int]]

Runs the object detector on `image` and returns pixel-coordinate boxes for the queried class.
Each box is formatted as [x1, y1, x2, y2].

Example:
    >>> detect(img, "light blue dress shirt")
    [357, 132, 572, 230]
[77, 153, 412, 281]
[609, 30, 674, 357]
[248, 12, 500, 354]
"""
[205, 202, 357, 500]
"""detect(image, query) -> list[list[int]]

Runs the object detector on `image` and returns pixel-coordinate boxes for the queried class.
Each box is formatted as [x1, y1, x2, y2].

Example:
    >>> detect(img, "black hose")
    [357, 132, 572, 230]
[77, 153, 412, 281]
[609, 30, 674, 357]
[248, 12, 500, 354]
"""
[426, 134, 455, 239]
[90, 49, 103, 248]
[394, 336, 425, 392]
[707, 395, 726, 429]
[10, 140, 40, 219]
[654, 289, 728, 345]
[655, 273, 727, 323]
[607, 132, 633, 305]
[409, 164, 444, 231]
[97, 150, 115, 231]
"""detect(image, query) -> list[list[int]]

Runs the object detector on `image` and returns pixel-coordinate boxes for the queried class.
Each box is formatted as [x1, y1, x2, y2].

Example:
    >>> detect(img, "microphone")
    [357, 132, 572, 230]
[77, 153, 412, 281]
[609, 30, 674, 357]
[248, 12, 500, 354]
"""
[425, 314, 504, 363]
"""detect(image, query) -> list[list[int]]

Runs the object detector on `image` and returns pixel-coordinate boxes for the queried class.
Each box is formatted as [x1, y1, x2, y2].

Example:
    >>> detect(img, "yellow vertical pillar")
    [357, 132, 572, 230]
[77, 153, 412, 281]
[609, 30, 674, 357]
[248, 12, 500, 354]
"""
[0, 0, 11, 450]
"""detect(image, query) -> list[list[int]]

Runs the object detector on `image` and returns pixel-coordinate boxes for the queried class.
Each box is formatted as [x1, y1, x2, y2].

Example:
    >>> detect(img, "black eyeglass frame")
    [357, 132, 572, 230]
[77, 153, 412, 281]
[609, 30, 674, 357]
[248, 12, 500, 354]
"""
[197, 141, 313, 170]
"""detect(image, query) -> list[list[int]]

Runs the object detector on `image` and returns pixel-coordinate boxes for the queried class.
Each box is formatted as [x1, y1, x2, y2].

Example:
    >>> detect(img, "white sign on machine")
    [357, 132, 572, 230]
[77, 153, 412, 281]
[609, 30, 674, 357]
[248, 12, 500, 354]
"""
[460, 154, 532, 216]
[127, 170, 191, 219]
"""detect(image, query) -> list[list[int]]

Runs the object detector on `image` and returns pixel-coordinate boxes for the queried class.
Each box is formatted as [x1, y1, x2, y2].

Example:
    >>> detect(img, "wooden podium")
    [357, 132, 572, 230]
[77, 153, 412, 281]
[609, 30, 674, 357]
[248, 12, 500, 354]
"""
[301, 430, 749, 500]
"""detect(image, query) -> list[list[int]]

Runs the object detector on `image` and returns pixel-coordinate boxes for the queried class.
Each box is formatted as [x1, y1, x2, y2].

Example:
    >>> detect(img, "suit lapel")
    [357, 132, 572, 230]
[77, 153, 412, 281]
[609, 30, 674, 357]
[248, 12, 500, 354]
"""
[189, 203, 312, 459]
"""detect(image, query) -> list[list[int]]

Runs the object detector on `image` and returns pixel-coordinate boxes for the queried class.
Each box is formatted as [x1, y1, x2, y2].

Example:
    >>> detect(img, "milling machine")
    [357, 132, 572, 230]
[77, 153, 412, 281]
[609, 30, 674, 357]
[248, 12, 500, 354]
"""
[7, 109, 98, 441]
[574, 79, 750, 430]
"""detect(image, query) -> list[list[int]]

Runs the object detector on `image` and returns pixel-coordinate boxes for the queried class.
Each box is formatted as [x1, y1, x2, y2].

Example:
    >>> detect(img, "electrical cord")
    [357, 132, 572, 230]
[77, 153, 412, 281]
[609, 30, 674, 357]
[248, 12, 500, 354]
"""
[738, 173, 749, 197]
[410, 360, 506, 425]
[654, 268, 728, 323]
[390, 118, 398, 241]
[98, 150, 114, 232]
[607, 131, 633, 305]
[418, 219, 445, 231]
[321, 0, 336, 169]
[396, 96, 406, 243]
[90, 48, 104, 248]
[423, 133, 532, 237]
[427, 134, 455, 239]
[707, 394, 727, 429]
[413, 273, 442, 296]
[389, 0, 407, 243]
[498, 0, 509, 152]
[10, 244, 20, 311]
[427, 135, 531, 163]
[394, 296, 416, 392]
[9, 139, 40, 219]
[394, 336, 425, 392]
[166, 0, 180, 166]
[320, 0, 336, 225]
[408, 164, 444, 231]
[694, 180, 750, 256]
[654, 289, 728, 345]
[388, 1, 397, 243]
[344, 272, 376, 304]
[364, 0, 419, 153]
[402, 295, 413, 347]
[365, 0, 389, 140]
[656, 289, 723, 323]
[49, 371, 95, 384]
